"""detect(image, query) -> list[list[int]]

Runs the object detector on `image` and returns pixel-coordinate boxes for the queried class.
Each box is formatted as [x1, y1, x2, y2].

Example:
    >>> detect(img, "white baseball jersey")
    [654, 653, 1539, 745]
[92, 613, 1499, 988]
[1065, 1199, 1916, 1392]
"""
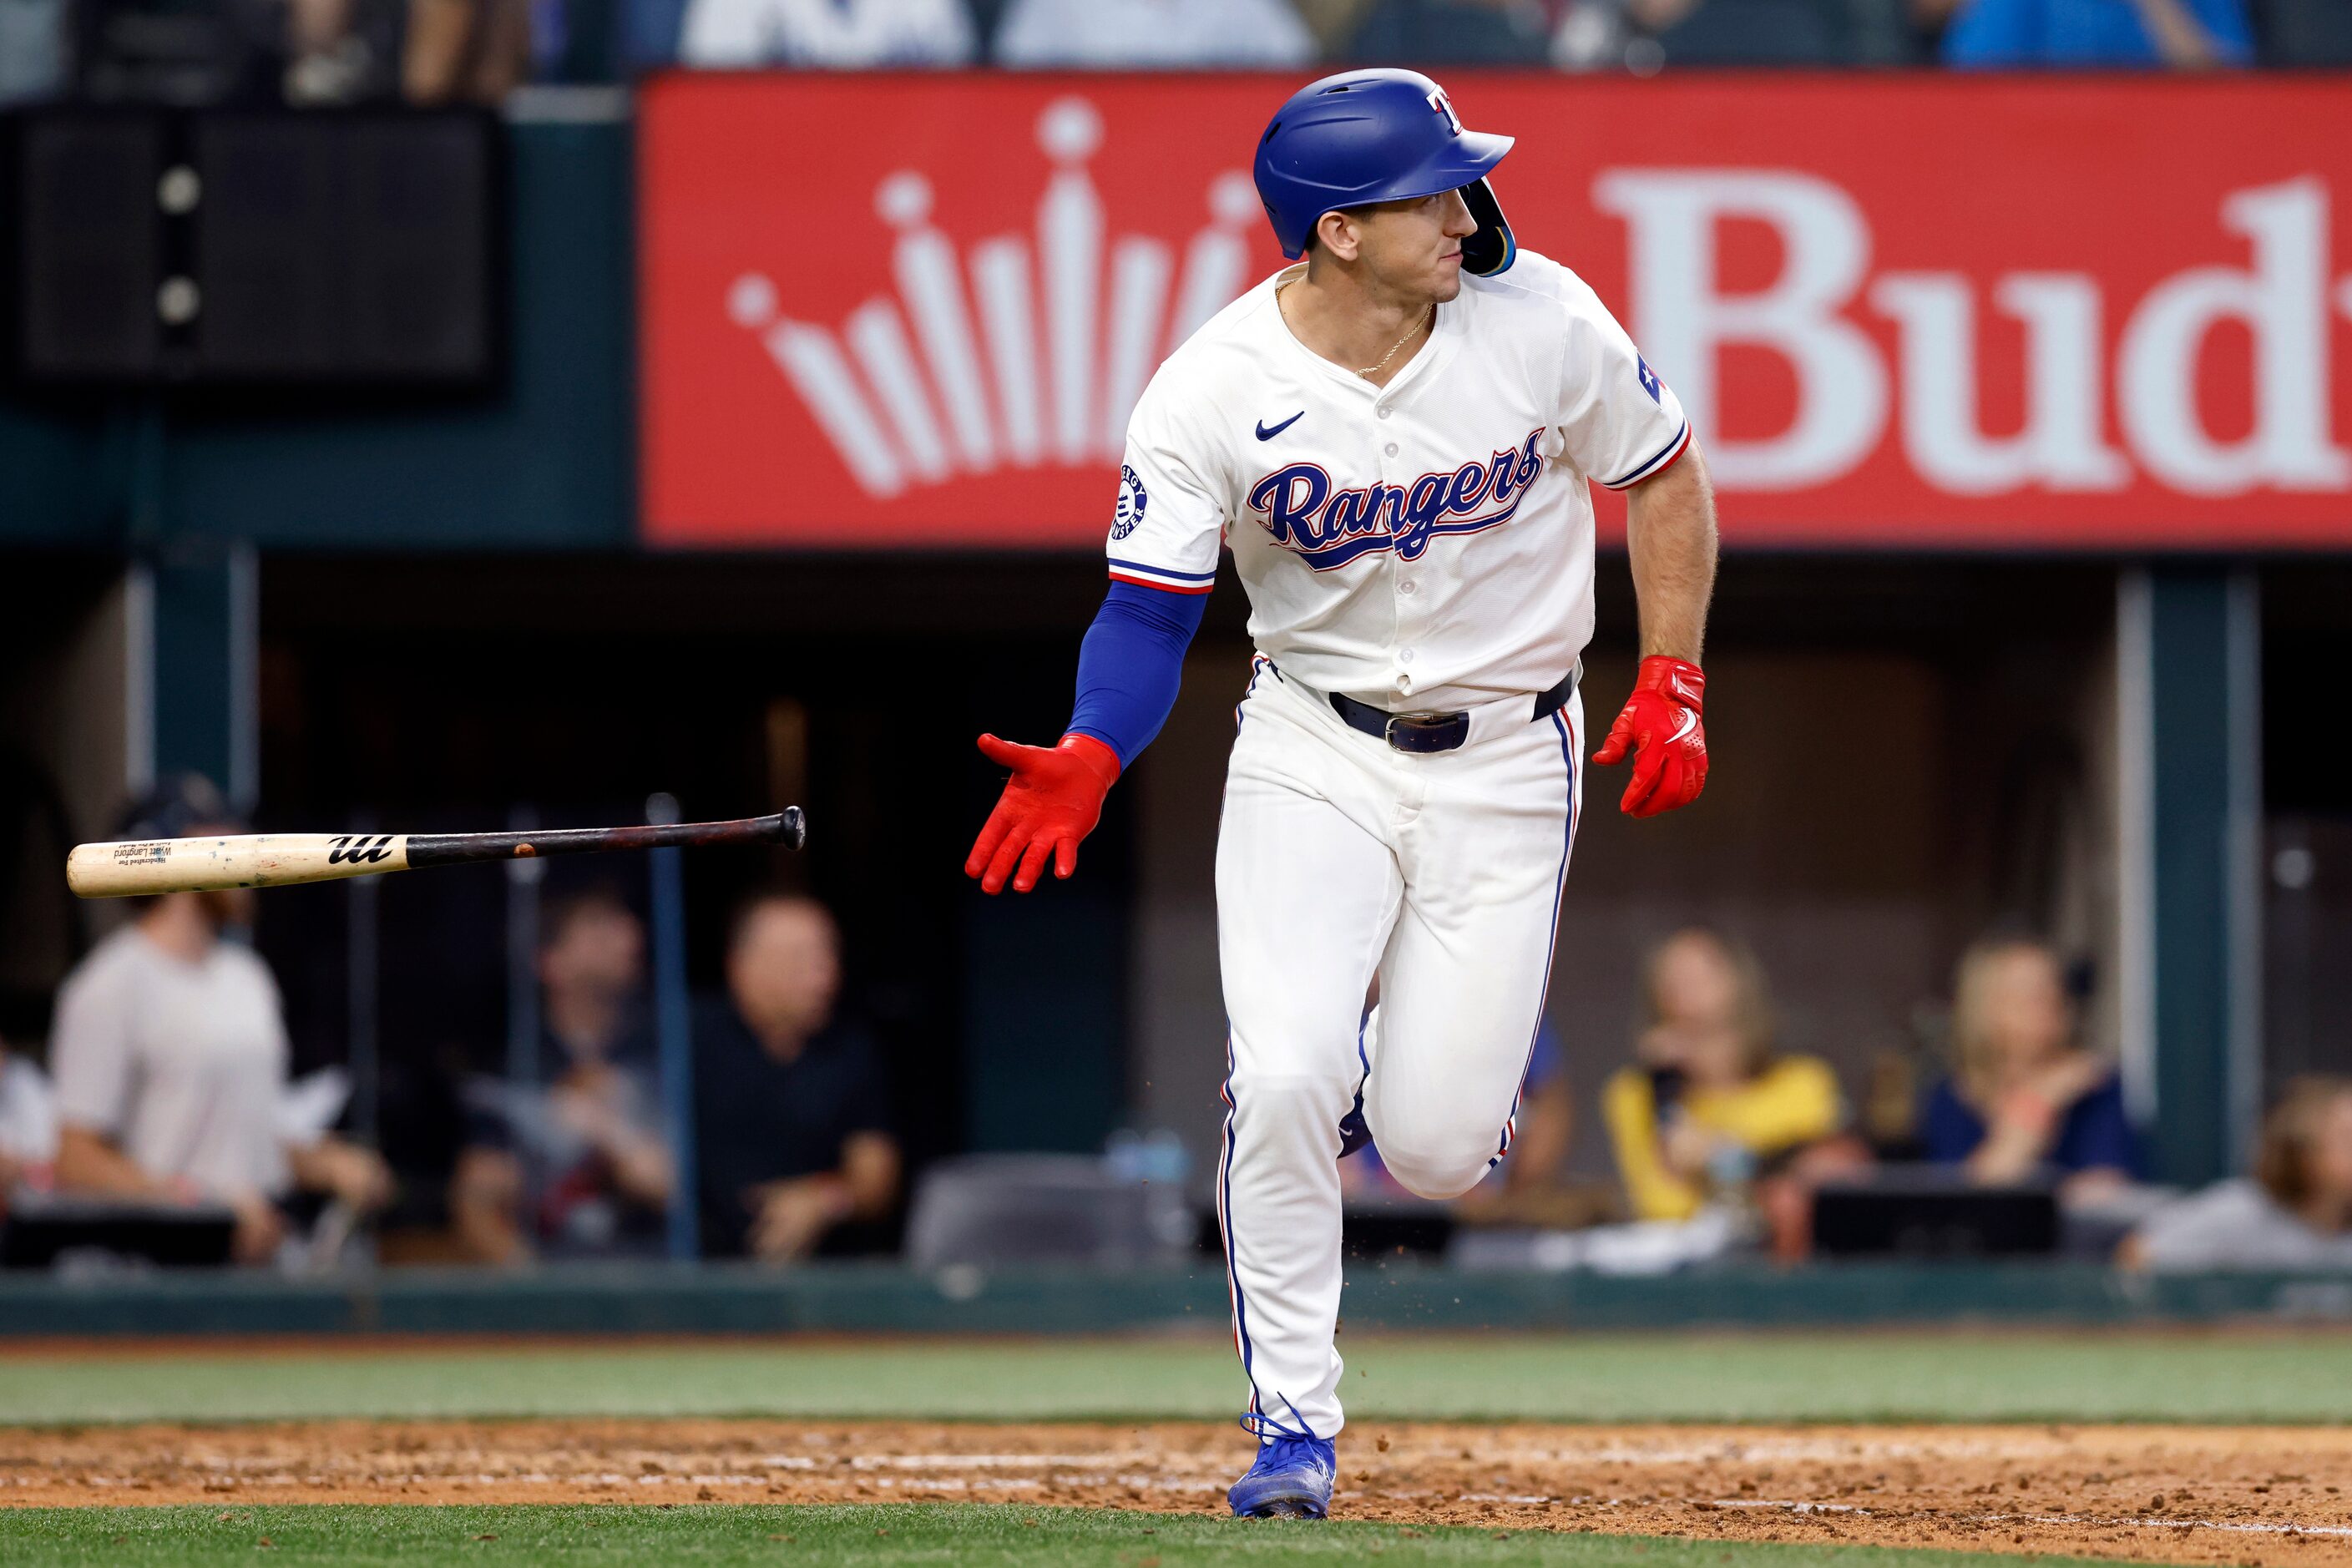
[1105, 249, 1688, 711]
[1114, 249, 1693, 1446]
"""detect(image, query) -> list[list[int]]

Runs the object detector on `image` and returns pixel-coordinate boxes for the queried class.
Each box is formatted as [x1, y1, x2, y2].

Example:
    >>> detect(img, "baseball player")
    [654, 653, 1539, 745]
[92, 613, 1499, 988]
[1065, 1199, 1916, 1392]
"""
[966, 68, 1717, 1519]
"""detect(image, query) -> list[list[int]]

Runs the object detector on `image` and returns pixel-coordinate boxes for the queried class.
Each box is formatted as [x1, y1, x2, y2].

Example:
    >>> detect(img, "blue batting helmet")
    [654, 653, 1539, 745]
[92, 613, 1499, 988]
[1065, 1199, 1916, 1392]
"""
[1252, 68, 1516, 276]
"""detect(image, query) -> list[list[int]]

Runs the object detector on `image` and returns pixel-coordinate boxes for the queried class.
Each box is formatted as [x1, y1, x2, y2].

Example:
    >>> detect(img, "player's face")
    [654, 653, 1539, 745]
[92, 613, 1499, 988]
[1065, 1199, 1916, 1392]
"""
[1352, 188, 1479, 303]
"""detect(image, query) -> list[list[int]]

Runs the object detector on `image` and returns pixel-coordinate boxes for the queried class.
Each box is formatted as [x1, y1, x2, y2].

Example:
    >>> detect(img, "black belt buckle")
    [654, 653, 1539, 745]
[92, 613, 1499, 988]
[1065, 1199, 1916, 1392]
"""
[1383, 711, 1470, 754]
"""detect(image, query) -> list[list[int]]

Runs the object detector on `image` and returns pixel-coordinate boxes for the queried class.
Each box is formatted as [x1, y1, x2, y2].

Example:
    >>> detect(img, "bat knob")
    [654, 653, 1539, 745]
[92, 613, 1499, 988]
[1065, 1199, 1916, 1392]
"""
[780, 806, 807, 850]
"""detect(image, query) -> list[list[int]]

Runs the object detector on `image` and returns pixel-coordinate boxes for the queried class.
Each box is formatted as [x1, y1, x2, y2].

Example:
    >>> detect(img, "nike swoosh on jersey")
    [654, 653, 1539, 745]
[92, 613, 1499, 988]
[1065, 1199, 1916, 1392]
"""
[1255, 412, 1304, 441]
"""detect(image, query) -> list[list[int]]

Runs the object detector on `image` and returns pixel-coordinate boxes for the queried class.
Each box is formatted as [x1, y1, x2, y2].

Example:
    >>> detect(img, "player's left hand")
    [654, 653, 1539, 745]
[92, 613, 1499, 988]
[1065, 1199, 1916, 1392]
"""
[964, 732, 1123, 894]
[1592, 655, 1707, 817]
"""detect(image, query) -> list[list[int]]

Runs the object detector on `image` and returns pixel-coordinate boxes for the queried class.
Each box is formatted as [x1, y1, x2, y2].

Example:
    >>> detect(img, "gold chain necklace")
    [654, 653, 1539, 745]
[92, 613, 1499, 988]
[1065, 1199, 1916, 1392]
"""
[1278, 281, 1434, 382]
[1355, 305, 1432, 380]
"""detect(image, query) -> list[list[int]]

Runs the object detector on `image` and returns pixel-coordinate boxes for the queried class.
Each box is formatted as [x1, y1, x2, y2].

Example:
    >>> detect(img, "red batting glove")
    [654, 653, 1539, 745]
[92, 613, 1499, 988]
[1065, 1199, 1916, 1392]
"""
[964, 733, 1122, 894]
[1591, 655, 1708, 818]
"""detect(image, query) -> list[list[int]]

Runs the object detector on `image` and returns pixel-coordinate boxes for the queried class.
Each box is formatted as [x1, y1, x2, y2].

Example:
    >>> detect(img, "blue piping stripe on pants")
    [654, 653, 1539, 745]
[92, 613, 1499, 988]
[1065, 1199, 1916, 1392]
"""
[1495, 706, 1580, 1163]
[1344, 1014, 1372, 1144]
[1216, 655, 1270, 1418]
[1217, 1036, 1257, 1415]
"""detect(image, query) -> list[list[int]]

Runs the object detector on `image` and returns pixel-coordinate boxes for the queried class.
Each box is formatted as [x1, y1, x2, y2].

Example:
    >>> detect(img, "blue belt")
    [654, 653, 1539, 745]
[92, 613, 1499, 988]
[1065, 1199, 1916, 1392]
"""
[1328, 664, 1581, 755]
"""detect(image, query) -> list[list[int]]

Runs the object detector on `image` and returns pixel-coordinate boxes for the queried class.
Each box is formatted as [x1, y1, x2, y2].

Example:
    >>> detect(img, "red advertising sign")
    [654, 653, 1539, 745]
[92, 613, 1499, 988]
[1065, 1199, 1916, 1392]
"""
[640, 73, 2352, 550]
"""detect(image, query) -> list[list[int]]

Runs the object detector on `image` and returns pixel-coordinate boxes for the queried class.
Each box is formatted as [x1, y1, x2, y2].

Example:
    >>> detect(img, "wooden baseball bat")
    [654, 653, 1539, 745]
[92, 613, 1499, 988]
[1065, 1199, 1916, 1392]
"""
[65, 808, 807, 899]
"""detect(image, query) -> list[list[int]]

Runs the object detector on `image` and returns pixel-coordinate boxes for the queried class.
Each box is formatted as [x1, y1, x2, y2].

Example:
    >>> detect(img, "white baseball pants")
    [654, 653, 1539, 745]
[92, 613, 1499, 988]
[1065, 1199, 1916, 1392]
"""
[1213, 655, 1583, 1440]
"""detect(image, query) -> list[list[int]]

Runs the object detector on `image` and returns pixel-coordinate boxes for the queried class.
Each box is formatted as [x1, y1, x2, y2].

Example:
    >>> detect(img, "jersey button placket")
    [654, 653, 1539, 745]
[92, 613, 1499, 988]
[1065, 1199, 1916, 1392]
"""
[1380, 403, 1414, 698]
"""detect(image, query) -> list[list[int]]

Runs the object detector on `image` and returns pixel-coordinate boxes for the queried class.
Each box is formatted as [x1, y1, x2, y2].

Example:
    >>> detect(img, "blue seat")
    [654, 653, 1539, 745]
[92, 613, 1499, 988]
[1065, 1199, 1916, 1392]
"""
[903, 1154, 1194, 1271]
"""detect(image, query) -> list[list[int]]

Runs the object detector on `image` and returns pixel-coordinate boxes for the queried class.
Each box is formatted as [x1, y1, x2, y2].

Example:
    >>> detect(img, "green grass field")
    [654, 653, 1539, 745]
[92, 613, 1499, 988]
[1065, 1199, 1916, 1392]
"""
[7, 1331, 2338, 1566]
[0, 1505, 2142, 1567]
[1, 1329, 2344, 1426]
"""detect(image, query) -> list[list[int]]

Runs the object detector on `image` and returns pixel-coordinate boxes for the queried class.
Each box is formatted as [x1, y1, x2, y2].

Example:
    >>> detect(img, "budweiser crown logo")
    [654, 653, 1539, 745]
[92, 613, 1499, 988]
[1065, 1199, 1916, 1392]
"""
[726, 97, 1260, 501]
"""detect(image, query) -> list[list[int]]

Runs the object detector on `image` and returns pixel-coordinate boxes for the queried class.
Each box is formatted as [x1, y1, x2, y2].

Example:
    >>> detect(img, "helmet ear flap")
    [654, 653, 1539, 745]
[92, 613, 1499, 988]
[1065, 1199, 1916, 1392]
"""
[1459, 179, 1515, 277]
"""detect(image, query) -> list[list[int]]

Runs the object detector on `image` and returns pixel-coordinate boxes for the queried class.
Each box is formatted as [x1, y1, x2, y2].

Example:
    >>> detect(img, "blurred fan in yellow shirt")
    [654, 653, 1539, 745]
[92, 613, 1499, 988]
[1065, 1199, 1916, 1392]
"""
[1602, 928, 1858, 1243]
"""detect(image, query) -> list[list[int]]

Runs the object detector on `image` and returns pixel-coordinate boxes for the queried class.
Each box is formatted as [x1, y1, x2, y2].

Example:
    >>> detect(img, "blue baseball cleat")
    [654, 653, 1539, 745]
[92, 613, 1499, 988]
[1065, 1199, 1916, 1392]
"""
[1227, 1412, 1335, 1519]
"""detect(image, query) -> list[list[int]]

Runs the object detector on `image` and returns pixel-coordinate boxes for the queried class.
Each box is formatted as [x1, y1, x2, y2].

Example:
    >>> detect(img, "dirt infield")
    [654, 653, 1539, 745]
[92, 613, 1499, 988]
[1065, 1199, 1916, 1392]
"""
[6, 1420, 2351, 1564]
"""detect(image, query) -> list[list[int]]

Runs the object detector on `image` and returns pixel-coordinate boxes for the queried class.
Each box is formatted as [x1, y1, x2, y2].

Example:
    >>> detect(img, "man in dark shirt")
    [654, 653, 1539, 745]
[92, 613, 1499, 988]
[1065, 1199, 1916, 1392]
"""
[453, 887, 674, 1262]
[693, 891, 900, 1262]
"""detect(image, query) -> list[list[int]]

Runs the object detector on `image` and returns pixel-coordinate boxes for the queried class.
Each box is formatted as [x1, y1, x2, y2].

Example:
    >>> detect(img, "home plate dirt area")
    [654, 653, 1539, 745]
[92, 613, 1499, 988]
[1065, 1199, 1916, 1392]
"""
[5, 1419, 2350, 1565]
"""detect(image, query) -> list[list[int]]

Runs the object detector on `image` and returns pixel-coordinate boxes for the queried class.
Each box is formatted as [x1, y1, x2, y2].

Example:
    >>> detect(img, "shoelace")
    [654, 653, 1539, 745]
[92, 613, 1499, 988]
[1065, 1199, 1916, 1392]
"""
[1238, 1400, 1322, 1449]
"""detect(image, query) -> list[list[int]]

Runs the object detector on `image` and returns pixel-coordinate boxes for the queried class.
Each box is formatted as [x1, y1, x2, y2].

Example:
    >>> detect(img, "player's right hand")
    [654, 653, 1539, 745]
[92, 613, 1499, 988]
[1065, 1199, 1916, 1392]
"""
[965, 733, 1122, 895]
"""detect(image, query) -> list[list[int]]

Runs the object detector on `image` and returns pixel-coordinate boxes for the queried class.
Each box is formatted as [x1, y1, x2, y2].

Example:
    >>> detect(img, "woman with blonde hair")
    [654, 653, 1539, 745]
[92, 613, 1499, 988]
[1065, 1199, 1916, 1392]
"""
[1601, 928, 1847, 1234]
[1921, 934, 2137, 1200]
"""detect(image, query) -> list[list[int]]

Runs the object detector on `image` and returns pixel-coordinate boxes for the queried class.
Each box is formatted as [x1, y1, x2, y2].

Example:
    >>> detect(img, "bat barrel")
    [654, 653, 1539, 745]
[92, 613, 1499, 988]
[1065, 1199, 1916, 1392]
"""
[402, 807, 805, 868]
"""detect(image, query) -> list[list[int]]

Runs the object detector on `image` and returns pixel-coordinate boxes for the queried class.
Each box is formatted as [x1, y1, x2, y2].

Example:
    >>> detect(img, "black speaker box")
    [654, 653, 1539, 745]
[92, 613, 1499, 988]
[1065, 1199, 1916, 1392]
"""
[5, 106, 503, 391]
[1813, 1174, 2061, 1258]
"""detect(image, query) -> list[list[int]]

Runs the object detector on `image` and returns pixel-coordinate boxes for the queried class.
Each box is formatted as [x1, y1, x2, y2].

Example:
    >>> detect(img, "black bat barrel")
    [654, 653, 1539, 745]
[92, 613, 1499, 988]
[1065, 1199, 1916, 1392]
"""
[403, 808, 805, 868]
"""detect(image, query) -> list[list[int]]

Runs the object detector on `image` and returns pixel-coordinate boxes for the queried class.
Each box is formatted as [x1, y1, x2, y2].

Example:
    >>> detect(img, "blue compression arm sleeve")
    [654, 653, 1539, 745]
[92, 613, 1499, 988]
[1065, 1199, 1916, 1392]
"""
[1065, 581, 1208, 769]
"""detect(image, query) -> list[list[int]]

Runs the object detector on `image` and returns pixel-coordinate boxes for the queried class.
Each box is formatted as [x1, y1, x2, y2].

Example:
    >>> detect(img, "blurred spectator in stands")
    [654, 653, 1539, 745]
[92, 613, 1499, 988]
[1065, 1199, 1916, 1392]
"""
[1343, 0, 1552, 62]
[1291, 0, 1376, 49]
[72, 0, 271, 103]
[679, 0, 973, 65]
[1601, 928, 1856, 1256]
[2258, 0, 2352, 64]
[284, 0, 377, 102]
[69, 0, 393, 105]
[1606, 0, 1910, 66]
[48, 777, 393, 1267]
[0, 1034, 58, 1193]
[405, 0, 531, 102]
[1906, 0, 1965, 53]
[0, 0, 68, 103]
[1940, 0, 2250, 65]
[1920, 934, 2139, 1202]
[693, 890, 898, 1263]
[2123, 1077, 2352, 1271]
[994, 0, 1313, 66]
[450, 886, 671, 1264]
